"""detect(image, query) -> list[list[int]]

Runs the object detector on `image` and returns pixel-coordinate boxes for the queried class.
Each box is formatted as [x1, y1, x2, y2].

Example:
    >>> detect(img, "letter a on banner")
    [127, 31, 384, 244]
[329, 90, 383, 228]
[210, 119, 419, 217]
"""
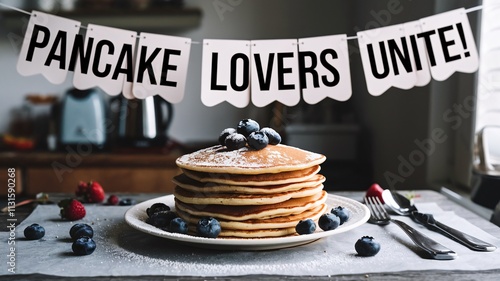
[298, 35, 351, 104]
[251, 39, 301, 107]
[17, 11, 80, 84]
[73, 24, 136, 97]
[201, 39, 251, 108]
[133, 33, 191, 103]
[419, 8, 479, 81]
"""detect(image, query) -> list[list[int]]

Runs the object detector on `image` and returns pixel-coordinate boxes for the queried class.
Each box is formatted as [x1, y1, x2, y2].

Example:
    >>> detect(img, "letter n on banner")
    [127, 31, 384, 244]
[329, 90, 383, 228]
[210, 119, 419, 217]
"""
[73, 24, 136, 97]
[251, 39, 301, 107]
[201, 39, 251, 108]
[419, 8, 479, 81]
[17, 11, 80, 84]
[133, 33, 191, 103]
[298, 34, 351, 104]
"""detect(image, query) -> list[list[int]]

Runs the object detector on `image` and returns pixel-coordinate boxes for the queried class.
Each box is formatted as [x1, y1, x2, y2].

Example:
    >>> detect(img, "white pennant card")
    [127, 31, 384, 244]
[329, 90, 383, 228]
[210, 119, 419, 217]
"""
[17, 11, 80, 84]
[133, 33, 191, 103]
[298, 34, 351, 104]
[201, 39, 251, 108]
[358, 24, 417, 96]
[404, 21, 432, 87]
[419, 8, 479, 81]
[250, 39, 301, 107]
[73, 24, 136, 96]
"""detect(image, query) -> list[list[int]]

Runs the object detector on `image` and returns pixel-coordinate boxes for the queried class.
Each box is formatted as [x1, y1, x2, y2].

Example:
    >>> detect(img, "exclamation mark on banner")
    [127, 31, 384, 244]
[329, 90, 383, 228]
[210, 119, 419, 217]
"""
[456, 23, 470, 58]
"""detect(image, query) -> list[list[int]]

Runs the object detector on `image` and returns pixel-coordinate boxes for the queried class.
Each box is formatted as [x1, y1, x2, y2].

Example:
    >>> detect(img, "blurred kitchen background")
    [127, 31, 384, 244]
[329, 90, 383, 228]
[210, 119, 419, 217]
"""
[2, 0, 498, 214]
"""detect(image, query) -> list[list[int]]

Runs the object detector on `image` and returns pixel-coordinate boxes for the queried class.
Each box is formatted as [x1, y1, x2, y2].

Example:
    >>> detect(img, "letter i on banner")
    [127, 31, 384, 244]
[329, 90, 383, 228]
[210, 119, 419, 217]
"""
[201, 39, 251, 108]
[419, 8, 479, 81]
[250, 39, 301, 107]
[73, 24, 136, 96]
[133, 33, 191, 103]
[298, 34, 351, 104]
[358, 24, 417, 96]
[17, 11, 80, 84]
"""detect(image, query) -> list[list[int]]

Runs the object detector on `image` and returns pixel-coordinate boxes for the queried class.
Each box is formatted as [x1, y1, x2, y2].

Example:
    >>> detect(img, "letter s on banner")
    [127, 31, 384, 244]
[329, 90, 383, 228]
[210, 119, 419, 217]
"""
[17, 11, 80, 84]
[73, 24, 136, 97]
[201, 39, 251, 108]
[419, 8, 479, 81]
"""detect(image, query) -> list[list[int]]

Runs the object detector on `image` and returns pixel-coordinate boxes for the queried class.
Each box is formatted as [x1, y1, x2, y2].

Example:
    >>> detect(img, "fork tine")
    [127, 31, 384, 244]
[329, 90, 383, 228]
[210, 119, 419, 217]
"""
[364, 196, 387, 221]
[372, 197, 389, 220]
[364, 197, 378, 220]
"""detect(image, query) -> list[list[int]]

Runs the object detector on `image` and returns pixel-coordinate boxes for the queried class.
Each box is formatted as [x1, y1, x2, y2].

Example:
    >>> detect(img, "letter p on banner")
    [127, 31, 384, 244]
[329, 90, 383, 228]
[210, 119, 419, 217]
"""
[17, 11, 80, 84]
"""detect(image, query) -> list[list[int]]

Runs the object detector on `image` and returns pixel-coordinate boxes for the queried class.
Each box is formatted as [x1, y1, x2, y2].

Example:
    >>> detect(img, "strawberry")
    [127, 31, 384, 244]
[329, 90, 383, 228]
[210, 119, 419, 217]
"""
[366, 183, 385, 203]
[75, 181, 88, 197]
[107, 195, 119, 206]
[75, 181, 105, 203]
[59, 199, 86, 221]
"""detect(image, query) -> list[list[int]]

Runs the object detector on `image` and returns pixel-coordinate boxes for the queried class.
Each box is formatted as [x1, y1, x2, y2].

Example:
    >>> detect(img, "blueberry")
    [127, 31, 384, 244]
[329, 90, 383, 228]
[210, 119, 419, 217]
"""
[260, 127, 281, 145]
[196, 217, 221, 238]
[146, 203, 170, 218]
[72, 236, 96, 256]
[169, 217, 188, 234]
[355, 236, 381, 257]
[218, 128, 237, 146]
[237, 119, 260, 137]
[69, 223, 93, 240]
[331, 206, 350, 225]
[247, 131, 269, 150]
[225, 133, 247, 150]
[295, 219, 316, 235]
[147, 210, 178, 229]
[318, 213, 340, 231]
[24, 223, 45, 240]
[119, 198, 136, 206]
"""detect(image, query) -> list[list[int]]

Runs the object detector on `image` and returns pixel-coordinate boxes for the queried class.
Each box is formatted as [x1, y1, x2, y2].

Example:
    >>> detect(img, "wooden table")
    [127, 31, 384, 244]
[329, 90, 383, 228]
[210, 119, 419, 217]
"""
[1, 190, 499, 280]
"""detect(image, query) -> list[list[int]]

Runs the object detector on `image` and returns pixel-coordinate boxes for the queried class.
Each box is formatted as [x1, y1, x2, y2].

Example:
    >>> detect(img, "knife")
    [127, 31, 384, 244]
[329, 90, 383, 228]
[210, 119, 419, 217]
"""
[411, 211, 497, 252]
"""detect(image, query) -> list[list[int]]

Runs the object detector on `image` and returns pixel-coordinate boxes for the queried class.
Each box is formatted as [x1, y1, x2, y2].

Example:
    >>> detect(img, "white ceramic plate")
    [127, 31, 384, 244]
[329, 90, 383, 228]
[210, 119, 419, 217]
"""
[125, 194, 370, 250]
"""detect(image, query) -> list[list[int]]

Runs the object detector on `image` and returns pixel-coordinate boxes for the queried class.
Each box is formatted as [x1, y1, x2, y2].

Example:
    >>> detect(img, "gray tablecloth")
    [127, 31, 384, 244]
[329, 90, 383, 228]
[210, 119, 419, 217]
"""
[2, 201, 499, 277]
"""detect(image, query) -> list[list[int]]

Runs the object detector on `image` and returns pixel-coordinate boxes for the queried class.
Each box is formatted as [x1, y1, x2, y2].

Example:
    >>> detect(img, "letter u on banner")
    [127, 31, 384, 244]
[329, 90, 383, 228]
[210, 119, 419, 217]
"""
[133, 33, 191, 103]
[73, 24, 136, 96]
[17, 11, 80, 84]
[201, 39, 251, 108]
[298, 34, 351, 104]
[251, 39, 301, 107]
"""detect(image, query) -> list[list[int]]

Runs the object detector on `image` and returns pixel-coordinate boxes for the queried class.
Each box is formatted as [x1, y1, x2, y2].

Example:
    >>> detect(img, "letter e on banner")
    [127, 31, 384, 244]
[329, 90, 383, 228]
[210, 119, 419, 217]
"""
[251, 39, 301, 107]
[419, 8, 479, 81]
[298, 34, 351, 104]
[133, 33, 191, 103]
[73, 24, 136, 96]
[201, 39, 250, 108]
[17, 11, 80, 84]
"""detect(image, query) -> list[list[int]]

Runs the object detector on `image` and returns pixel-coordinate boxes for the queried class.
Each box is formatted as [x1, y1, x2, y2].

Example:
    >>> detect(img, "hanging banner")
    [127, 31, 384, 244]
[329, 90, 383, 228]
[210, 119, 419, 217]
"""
[16, 11, 80, 84]
[201, 39, 251, 108]
[132, 33, 191, 103]
[250, 39, 301, 107]
[419, 8, 479, 81]
[298, 34, 351, 104]
[72, 24, 137, 97]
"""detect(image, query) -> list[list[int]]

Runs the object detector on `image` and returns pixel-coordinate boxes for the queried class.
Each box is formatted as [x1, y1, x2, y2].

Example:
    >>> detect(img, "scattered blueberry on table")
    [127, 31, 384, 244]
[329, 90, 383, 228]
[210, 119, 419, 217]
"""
[72, 236, 97, 256]
[24, 223, 45, 240]
[295, 219, 316, 235]
[355, 236, 381, 257]
[70, 223, 94, 240]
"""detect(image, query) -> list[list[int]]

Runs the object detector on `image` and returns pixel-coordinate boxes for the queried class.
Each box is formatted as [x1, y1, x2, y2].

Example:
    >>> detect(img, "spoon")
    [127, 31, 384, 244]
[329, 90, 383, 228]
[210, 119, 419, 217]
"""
[382, 189, 497, 252]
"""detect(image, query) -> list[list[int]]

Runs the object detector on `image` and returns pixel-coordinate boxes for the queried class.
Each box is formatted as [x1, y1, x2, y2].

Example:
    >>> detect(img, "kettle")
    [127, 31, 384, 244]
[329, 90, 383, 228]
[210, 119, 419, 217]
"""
[111, 95, 173, 147]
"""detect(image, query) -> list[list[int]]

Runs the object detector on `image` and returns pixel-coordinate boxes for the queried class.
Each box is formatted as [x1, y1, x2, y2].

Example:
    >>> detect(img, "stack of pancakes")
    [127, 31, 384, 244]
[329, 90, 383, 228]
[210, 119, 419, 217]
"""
[173, 144, 327, 238]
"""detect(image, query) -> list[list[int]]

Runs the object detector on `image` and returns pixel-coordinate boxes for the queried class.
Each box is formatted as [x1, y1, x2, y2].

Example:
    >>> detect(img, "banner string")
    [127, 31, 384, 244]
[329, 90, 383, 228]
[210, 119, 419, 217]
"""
[0, 2, 485, 43]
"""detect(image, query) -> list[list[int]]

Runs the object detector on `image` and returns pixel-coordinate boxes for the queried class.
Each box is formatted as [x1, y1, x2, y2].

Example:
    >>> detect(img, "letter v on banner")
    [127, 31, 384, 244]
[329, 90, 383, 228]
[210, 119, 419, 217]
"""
[17, 11, 80, 84]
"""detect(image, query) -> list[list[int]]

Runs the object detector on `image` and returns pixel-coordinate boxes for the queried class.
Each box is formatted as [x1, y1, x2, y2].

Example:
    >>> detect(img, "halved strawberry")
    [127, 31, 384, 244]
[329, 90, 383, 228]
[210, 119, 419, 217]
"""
[59, 199, 86, 221]
[365, 183, 385, 203]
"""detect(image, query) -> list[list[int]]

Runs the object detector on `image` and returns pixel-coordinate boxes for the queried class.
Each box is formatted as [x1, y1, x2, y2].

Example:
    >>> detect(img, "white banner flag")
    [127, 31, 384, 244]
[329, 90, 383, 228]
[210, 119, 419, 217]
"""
[17, 11, 80, 84]
[73, 24, 137, 96]
[250, 39, 301, 107]
[133, 33, 191, 103]
[298, 34, 352, 104]
[201, 39, 251, 108]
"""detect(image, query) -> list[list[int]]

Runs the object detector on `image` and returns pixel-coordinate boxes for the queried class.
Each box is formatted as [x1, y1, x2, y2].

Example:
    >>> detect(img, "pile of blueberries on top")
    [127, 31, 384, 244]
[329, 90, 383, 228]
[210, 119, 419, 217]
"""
[219, 119, 281, 150]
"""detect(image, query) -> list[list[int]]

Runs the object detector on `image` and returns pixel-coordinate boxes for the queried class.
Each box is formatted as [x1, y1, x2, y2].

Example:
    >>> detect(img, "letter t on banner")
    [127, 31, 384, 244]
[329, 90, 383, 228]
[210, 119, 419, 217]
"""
[17, 11, 80, 84]
[201, 39, 251, 108]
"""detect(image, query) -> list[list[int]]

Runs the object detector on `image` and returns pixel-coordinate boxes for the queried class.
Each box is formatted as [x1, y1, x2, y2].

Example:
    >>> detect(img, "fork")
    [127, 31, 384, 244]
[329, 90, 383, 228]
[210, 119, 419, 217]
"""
[365, 197, 458, 260]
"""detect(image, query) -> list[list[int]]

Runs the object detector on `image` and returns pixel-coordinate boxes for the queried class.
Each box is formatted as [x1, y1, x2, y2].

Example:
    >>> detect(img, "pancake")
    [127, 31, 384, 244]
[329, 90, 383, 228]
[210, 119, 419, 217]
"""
[175, 190, 327, 221]
[172, 173, 326, 194]
[173, 183, 324, 205]
[187, 225, 299, 238]
[181, 165, 321, 186]
[176, 144, 326, 175]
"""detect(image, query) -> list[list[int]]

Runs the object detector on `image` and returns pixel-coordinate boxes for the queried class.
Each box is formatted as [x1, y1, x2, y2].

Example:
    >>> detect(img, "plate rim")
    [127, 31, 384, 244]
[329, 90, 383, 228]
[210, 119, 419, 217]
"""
[124, 194, 370, 249]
